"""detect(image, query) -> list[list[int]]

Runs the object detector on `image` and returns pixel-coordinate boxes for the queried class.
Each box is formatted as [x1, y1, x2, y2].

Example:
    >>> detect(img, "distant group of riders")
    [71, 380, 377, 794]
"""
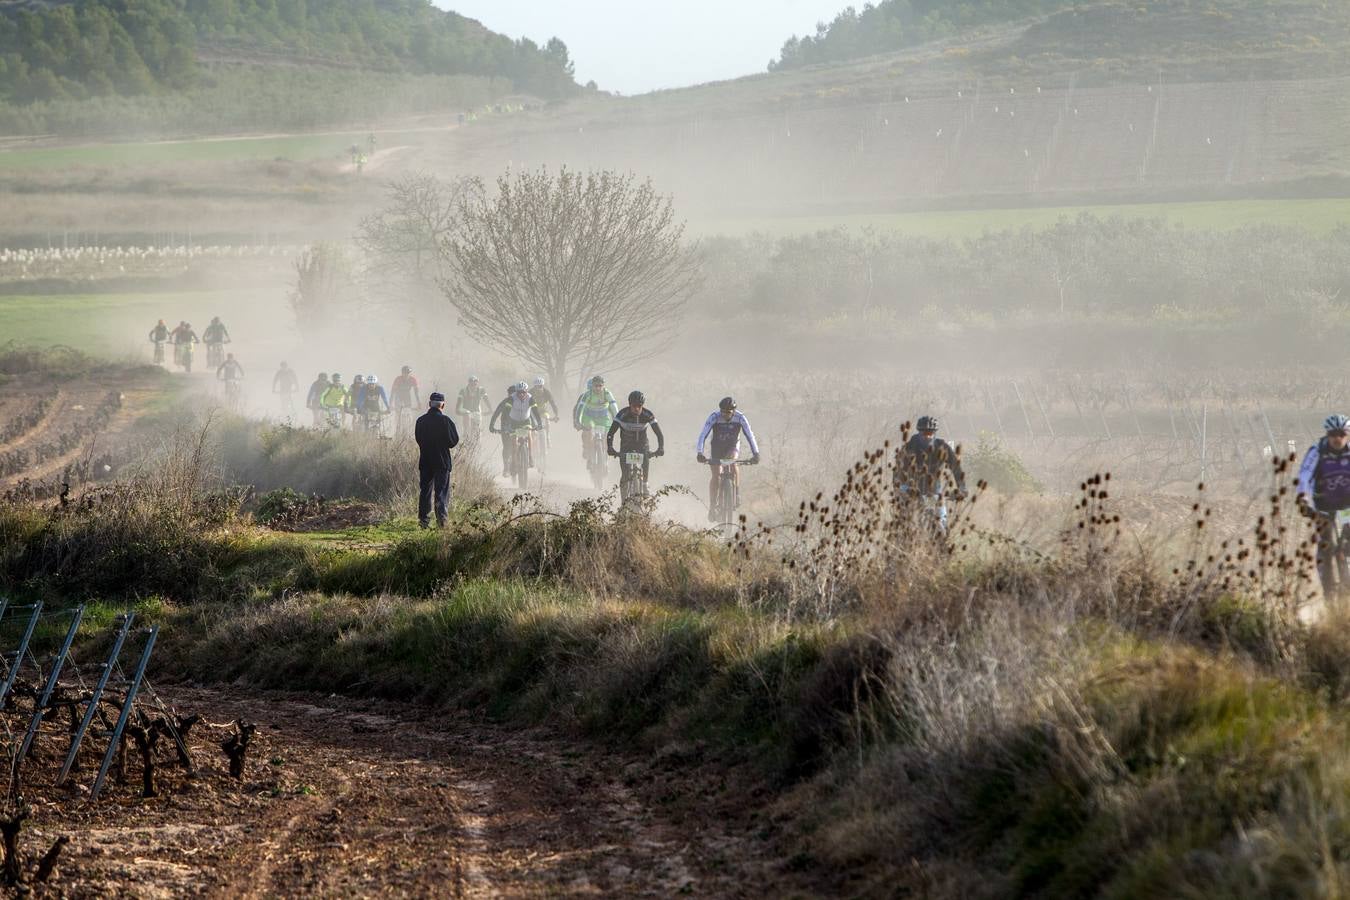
[144, 320, 971, 526]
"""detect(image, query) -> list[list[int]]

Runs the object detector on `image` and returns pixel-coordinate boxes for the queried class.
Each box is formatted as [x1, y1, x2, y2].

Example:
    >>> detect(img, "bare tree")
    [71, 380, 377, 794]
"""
[441, 168, 700, 390]
[289, 243, 357, 341]
[357, 172, 468, 298]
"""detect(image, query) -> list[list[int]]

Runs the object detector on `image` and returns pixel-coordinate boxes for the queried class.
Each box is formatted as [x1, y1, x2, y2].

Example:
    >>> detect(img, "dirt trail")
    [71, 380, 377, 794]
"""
[29, 686, 807, 898]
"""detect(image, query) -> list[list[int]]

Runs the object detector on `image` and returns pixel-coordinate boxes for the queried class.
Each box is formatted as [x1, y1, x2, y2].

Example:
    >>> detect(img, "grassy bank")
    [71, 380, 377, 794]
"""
[4, 440, 1350, 894]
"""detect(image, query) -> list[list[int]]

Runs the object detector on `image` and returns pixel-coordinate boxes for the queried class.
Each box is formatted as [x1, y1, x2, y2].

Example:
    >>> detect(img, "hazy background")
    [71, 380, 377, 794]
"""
[439, 0, 847, 92]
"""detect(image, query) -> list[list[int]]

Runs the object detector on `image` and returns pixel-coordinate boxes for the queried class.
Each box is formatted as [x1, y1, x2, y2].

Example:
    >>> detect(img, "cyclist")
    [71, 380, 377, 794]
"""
[148, 319, 170, 362]
[391, 366, 420, 410]
[573, 374, 618, 463]
[894, 416, 966, 533]
[171, 321, 199, 369]
[320, 373, 349, 428]
[346, 375, 366, 430]
[1298, 414, 1350, 599]
[456, 375, 490, 439]
[203, 316, 230, 367]
[696, 396, 761, 521]
[306, 372, 330, 426]
[530, 376, 560, 421]
[362, 374, 390, 432]
[273, 362, 298, 414]
[489, 383, 542, 477]
[217, 352, 244, 408]
[607, 390, 664, 500]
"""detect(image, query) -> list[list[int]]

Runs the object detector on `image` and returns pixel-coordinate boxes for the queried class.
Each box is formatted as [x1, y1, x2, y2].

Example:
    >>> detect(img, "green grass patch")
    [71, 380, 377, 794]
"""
[0, 133, 369, 171]
[0, 290, 263, 359]
[697, 198, 1350, 238]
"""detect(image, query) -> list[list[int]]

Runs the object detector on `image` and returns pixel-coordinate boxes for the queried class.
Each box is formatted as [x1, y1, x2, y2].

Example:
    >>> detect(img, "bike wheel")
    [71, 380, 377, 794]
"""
[719, 473, 735, 527]
[515, 442, 530, 491]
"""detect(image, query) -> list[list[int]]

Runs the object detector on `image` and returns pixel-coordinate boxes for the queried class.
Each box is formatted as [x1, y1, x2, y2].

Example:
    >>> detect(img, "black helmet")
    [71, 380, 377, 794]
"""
[916, 416, 939, 433]
[718, 396, 736, 411]
[401, 365, 412, 375]
[628, 390, 646, 405]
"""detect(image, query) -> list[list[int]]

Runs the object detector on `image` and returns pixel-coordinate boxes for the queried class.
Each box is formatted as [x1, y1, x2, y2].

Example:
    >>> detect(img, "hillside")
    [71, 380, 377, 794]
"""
[771, 0, 1350, 84]
[0, 0, 577, 106]
[440, 0, 1350, 216]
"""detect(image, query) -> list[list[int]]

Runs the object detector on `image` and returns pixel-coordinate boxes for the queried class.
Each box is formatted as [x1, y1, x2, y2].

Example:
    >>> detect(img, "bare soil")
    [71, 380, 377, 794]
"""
[18, 686, 813, 898]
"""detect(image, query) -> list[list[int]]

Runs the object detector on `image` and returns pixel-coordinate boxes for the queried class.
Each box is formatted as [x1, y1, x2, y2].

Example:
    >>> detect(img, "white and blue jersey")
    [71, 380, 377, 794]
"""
[1299, 438, 1350, 510]
[696, 411, 759, 460]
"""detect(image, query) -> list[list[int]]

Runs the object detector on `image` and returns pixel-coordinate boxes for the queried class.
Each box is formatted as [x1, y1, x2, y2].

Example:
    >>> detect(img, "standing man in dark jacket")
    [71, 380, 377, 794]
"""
[415, 391, 460, 529]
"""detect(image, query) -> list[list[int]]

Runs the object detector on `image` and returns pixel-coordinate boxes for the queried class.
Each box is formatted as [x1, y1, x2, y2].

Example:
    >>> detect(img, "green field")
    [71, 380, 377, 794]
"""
[697, 198, 1350, 238]
[0, 132, 377, 171]
[0, 290, 257, 358]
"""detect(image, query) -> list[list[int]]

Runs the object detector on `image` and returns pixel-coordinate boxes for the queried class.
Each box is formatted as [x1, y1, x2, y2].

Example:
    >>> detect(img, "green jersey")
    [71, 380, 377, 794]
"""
[574, 388, 618, 429]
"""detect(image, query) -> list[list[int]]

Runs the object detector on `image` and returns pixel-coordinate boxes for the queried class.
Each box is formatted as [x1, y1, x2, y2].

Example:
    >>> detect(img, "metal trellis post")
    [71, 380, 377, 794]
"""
[16, 606, 84, 768]
[58, 613, 134, 786]
[0, 603, 42, 707]
[90, 625, 156, 802]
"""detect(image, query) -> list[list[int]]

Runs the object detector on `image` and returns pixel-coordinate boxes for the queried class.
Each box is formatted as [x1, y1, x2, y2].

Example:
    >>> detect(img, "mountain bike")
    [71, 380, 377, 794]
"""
[508, 423, 536, 491]
[709, 458, 753, 528]
[1316, 508, 1350, 602]
[150, 339, 165, 365]
[206, 341, 226, 369]
[618, 450, 656, 509]
[362, 408, 390, 437]
[175, 341, 195, 373]
[277, 391, 296, 418]
[395, 404, 417, 438]
[535, 416, 556, 475]
[322, 404, 344, 430]
[222, 379, 243, 414]
[587, 425, 608, 490]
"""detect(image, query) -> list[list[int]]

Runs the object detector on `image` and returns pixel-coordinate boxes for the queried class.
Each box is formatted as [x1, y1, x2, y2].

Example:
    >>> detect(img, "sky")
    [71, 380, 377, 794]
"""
[438, 0, 847, 95]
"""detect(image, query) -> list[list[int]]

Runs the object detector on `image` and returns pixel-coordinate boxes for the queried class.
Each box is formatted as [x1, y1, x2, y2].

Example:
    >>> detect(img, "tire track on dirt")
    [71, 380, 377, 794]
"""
[34, 686, 809, 897]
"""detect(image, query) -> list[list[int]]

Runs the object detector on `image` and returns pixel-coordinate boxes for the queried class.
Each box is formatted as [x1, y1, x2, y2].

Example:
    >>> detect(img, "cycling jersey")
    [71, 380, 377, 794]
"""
[363, 385, 389, 414]
[895, 434, 965, 496]
[217, 360, 244, 381]
[274, 369, 298, 393]
[1300, 438, 1350, 510]
[172, 328, 198, 344]
[696, 411, 759, 458]
[490, 396, 541, 432]
[320, 384, 348, 408]
[391, 374, 419, 407]
[531, 386, 559, 419]
[149, 324, 169, 342]
[306, 380, 328, 409]
[457, 385, 489, 416]
[203, 323, 229, 343]
[607, 407, 664, 455]
[574, 388, 618, 429]
[347, 383, 366, 413]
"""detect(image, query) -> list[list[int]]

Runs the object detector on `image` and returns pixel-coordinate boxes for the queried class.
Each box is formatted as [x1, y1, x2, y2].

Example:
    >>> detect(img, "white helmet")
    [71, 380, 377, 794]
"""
[366, 375, 378, 385]
[533, 376, 546, 387]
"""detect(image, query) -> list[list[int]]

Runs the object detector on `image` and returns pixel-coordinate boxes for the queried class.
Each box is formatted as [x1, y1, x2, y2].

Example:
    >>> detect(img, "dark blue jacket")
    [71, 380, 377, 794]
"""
[415, 408, 460, 472]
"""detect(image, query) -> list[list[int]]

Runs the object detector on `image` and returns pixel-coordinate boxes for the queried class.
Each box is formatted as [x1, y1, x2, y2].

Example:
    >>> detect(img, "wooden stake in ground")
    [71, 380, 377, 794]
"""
[222, 721, 256, 780]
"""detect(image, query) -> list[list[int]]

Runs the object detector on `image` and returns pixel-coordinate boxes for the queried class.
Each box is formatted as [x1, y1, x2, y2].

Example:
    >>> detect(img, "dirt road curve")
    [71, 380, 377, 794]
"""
[25, 687, 809, 898]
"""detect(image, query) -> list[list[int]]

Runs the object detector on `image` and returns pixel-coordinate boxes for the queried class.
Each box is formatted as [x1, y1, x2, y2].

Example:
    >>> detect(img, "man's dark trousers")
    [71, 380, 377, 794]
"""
[419, 467, 450, 528]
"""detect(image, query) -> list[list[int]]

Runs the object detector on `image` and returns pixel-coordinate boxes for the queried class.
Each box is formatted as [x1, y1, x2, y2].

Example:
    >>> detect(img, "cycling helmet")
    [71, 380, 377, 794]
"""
[332, 373, 342, 381]
[353, 374, 364, 383]
[533, 376, 546, 387]
[401, 365, 412, 375]
[279, 361, 288, 368]
[628, 390, 646, 405]
[468, 375, 479, 383]
[916, 416, 939, 433]
[514, 381, 529, 393]
[718, 396, 736, 412]
[157, 319, 166, 326]
[589, 374, 605, 387]
[1326, 414, 1350, 433]
[367, 375, 378, 385]
[318, 372, 327, 381]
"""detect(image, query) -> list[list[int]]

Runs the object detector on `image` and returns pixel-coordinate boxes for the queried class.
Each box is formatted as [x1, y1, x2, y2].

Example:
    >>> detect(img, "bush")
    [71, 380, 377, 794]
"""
[964, 431, 1042, 495]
